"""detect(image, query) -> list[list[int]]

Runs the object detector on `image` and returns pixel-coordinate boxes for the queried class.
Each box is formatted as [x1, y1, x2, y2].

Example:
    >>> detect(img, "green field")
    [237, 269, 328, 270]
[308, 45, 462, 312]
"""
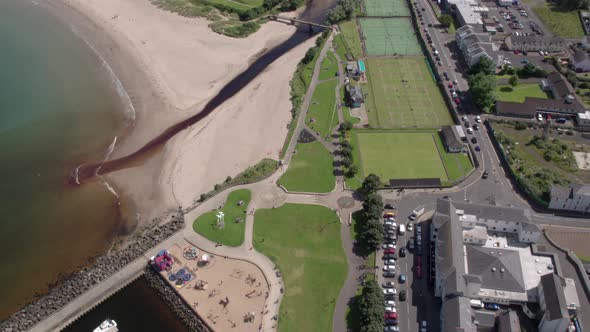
[359, 18, 421, 56]
[306, 80, 339, 139]
[253, 204, 347, 332]
[338, 20, 364, 59]
[365, 57, 452, 129]
[319, 52, 339, 81]
[204, 0, 263, 11]
[364, 0, 410, 17]
[193, 189, 250, 247]
[532, 4, 584, 38]
[353, 131, 448, 182]
[278, 141, 336, 193]
[495, 83, 551, 103]
[433, 133, 473, 182]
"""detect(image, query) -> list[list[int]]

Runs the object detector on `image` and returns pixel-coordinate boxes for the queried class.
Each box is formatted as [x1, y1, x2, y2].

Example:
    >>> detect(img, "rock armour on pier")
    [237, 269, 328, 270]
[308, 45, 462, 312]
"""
[0, 211, 185, 332]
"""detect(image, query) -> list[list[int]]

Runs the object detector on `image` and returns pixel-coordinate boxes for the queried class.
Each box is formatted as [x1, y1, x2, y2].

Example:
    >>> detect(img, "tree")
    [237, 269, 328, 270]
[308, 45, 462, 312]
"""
[346, 164, 358, 177]
[340, 120, 353, 133]
[469, 56, 495, 75]
[360, 174, 381, 196]
[341, 145, 353, 158]
[509, 74, 518, 87]
[358, 279, 385, 332]
[439, 14, 453, 28]
[302, 47, 317, 65]
[362, 193, 383, 220]
[359, 217, 383, 251]
[469, 72, 497, 113]
[326, 0, 356, 24]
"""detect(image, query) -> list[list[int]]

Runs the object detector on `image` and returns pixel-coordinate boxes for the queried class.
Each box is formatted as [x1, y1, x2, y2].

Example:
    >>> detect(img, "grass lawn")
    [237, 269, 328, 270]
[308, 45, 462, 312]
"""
[253, 204, 347, 332]
[365, 57, 452, 129]
[306, 80, 339, 139]
[319, 52, 339, 81]
[339, 20, 363, 59]
[495, 83, 551, 103]
[532, 4, 585, 38]
[193, 189, 250, 246]
[353, 131, 449, 182]
[278, 141, 336, 193]
[433, 133, 473, 182]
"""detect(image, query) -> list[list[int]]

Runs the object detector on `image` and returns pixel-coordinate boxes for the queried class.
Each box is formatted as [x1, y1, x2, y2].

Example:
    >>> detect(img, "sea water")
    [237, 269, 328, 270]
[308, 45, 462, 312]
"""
[0, 0, 127, 318]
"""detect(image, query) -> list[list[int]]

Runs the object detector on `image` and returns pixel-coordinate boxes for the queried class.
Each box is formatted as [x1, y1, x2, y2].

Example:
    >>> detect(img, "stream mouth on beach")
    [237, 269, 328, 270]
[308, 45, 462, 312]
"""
[73, 0, 336, 183]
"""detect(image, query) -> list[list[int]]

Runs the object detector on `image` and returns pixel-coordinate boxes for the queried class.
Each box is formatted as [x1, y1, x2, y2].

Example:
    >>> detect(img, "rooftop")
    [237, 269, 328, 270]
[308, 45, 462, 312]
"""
[496, 97, 586, 117]
[540, 273, 569, 320]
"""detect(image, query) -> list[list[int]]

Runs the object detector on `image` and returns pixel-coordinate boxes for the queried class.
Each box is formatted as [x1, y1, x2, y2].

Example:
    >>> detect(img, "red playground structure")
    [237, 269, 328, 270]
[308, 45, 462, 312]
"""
[151, 249, 174, 272]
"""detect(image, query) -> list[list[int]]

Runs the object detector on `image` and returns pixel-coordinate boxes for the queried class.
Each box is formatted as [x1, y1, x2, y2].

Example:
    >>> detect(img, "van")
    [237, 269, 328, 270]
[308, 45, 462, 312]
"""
[398, 224, 406, 235]
[470, 299, 484, 309]
[409, 207, 425, 220]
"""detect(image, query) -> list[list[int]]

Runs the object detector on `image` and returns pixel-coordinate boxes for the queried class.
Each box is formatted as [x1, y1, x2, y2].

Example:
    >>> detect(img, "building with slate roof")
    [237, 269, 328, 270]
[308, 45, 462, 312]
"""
[431, 199, 578, 332]
[549, 183, 590, 213]
[571, 48, 590, 73]
[538, 273, 570, 332]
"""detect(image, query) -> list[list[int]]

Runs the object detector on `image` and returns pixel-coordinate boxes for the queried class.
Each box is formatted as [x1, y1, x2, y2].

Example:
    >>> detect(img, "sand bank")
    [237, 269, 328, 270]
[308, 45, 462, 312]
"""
[56, 0, 316, 219]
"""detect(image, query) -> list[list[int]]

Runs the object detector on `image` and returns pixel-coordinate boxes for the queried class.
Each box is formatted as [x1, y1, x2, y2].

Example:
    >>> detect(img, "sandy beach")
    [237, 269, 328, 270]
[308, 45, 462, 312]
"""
[51, 0, 317, 222]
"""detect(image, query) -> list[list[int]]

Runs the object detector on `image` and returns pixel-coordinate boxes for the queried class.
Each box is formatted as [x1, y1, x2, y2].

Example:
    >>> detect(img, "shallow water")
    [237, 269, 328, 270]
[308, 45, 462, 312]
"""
[0, 0, 127, 319]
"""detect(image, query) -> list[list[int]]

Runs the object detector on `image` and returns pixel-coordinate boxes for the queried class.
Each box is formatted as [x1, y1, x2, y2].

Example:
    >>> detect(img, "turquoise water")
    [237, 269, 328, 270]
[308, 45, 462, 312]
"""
[0, 0, 127, 318]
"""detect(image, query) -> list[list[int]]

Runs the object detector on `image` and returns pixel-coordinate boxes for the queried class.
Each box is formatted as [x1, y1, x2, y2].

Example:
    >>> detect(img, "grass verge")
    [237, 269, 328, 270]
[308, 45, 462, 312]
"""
[193, 189, 250, 246]
[532, 4, 584, 38]
[278, 141, 336, 193]
[306, 80, 339, 139]
[254, 203, 347, 332]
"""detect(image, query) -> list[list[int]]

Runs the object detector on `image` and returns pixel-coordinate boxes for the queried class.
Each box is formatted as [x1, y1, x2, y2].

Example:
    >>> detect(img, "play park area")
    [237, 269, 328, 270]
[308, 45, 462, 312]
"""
[363, 0, 410, 17]
[364, 57, 452, 129]
[352, 131, 472, 185]
[359, 18, 421, 56]
[253, 203, 347, 332]
[193, 189, 251, 247]
[151, 241, 268, 332]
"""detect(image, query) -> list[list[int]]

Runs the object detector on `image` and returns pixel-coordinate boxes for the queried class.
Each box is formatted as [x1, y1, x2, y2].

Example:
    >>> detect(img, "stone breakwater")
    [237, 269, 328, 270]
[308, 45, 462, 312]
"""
[143, 266, 212, 332]
[0, 211, 185, 332]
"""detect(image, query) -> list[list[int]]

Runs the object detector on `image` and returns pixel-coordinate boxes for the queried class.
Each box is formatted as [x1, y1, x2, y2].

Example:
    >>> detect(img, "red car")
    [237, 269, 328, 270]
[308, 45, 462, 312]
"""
[454, 98, 461, 105]
[384, 312, 398, 319]
[384, 248, 396, 254]
[447, 83, 453, 88]
[416, 256, 422, 265]
[513, 50, 520, 54]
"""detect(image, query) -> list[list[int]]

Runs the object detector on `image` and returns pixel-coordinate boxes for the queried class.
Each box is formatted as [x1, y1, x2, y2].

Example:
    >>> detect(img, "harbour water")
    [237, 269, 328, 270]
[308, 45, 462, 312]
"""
[0, 0, 127, 319]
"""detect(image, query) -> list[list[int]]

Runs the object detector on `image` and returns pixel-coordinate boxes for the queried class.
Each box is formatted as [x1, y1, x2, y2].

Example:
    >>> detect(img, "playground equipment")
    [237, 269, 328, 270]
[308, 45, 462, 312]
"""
[216, 211, 225, 229]
[183, 247, 199, 260]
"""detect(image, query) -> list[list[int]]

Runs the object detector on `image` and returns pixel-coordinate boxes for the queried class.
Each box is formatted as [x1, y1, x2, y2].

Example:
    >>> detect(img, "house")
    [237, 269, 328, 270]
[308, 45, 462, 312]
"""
[345, 84, 364, 108]
[549, 183, 590, 213]
[541, 72, 574, 100]
[456, 25, 499, 67]
[496, 97, 586, 119]
[538, 273, 570, 332]
[505, 35, 564, 52]
[346, 61, 358, 75]
[440, 126, 466, 153]
[571, 49, 590, 73]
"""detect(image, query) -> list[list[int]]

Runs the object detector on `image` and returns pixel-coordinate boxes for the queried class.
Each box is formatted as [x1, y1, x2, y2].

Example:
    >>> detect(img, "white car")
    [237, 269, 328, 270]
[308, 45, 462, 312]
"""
[467, 127, 473, 134]
[461, 116, 468, 122]
[384, 327, 399, 332]
[383, 265, 396, 271]
[384, 300, 396, 306]
[382, 282, 395, 288]
[384, 221, 395, 227]
[384, 306, 397, 313]
[384, 259, 396, 265]
[451, 91, 458, 98]
[382, 244, 396, 249]
[537, 113, 543, 121]
[475, 115, 481, 123]
[383, 288, 396, 295]
[421, 320, 428, 332]
[407, 223, 413, 231]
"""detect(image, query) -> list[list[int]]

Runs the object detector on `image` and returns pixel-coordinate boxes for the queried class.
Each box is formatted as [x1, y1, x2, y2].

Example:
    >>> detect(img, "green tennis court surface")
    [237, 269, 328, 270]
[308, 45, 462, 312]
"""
[365, 57, 452, 129]
[359, 18, 421, 56]
[364, 0, 410, 17]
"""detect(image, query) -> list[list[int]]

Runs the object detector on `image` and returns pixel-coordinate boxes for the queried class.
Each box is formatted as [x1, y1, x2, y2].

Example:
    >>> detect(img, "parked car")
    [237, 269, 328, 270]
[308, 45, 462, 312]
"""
[383, 244, 396, 249]
[399, 290, 407, 301]
[384, 259, 396, 265]
[385, 306, 396, 313]
[537, 113, 543, 121]
[383, 288, 396, 295]
[473, 124, 479, 130]
[407, 223, 413, 232]
[408, 241, 415, 250]
[384, 326, 399, 332]
[384, 248, 396, 254]
[399, 248, 406, 257]
[484, 303, 500, 311]
[475, 145, 481, 152]
[383, 265, 396, 271]
[467, 128, 473, 134]
[383, 271, 396, 278]
[382, 281, 395, 288]
[471, 137, 477, 144]
[482, 171, 489, 179]
[399, 274, 406, 283]
[416, 266, 422, 278]
[384, 312, 397, 319]
[461, 116, 468, 122]
[384, 203, 395, 209]
[384, 300, 396, 306]
[421, 320, 428, 332]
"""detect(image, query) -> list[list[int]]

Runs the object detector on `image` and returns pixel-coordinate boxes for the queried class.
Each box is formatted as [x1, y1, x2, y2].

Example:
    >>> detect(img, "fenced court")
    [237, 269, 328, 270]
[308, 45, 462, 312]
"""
[359, 18, 421, 56]
[352, 131, 449, 182]
[364, 0, 410, 17]
[365, 57, 453, 129]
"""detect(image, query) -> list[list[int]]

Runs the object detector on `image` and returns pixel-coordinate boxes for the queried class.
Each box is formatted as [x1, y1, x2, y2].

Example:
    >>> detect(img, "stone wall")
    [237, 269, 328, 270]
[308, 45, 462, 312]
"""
[143, 266, 212, 332]
[0, 211, 185, 332]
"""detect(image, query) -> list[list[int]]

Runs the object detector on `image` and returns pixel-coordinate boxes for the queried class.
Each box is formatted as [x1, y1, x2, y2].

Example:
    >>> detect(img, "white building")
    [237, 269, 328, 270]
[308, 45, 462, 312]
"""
[549, 183, 590, 213]
[456, 25, 499, 67]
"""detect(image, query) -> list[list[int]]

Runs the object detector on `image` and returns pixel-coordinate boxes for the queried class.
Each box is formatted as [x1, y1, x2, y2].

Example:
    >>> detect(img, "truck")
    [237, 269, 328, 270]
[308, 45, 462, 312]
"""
[409, 207, 425, 221]
[398, 224, 406, 235]
[469, 299, 483, 309]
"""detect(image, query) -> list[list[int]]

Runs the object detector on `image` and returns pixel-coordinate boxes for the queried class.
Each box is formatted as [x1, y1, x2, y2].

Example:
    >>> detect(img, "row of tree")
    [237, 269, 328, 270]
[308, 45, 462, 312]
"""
[339, 121, 359, 177]
[468, 57, 496, 113]
[357, 279, 385, 332]
[357, 174, 384, 252]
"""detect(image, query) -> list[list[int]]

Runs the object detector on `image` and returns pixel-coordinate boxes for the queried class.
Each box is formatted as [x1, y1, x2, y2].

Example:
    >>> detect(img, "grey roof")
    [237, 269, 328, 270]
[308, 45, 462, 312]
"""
[440, 126, 463, 151]
[552, 183, 590, 201]
[466, 246, 526, 293]
[496, 97, 586, 116]
[547, 71, 573, 99]
[572, 183, 590, 196]
[573, 49, 590, 63]
[442, 296, 475, 331]
[509, 35, 564, 47]
[474, 310, 496, 328]
[540, 273, 568, 321]
[447, 199, 532, 224]
[551, 185, 571, 202]
[497, 311, 521, 332]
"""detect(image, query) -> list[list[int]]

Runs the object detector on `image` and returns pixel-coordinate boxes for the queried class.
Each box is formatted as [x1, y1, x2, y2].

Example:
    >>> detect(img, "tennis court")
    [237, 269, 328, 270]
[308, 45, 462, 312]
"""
[364, 57, 453, 129]
[359, 18, 421, 56]
[364, 0, 410, 17]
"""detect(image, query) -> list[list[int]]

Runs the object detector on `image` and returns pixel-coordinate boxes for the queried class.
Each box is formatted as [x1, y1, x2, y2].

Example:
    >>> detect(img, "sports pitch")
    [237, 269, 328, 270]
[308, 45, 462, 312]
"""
[365, 57, 453, 129]
[353, 132, 449, 181]
[359, 18, 421, 56]
[364, 0, 410, 17]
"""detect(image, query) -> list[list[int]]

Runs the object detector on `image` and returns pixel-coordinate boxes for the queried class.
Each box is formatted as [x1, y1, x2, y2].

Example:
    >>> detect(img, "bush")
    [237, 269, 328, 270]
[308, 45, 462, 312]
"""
[302, 47, 318, 65]
[514, 122, 527, 130]
[326, 0, 355, 24]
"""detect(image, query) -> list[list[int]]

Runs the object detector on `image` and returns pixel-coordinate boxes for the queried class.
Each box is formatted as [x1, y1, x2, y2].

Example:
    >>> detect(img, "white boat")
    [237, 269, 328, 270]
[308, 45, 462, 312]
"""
[93, 319, 118, 332]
